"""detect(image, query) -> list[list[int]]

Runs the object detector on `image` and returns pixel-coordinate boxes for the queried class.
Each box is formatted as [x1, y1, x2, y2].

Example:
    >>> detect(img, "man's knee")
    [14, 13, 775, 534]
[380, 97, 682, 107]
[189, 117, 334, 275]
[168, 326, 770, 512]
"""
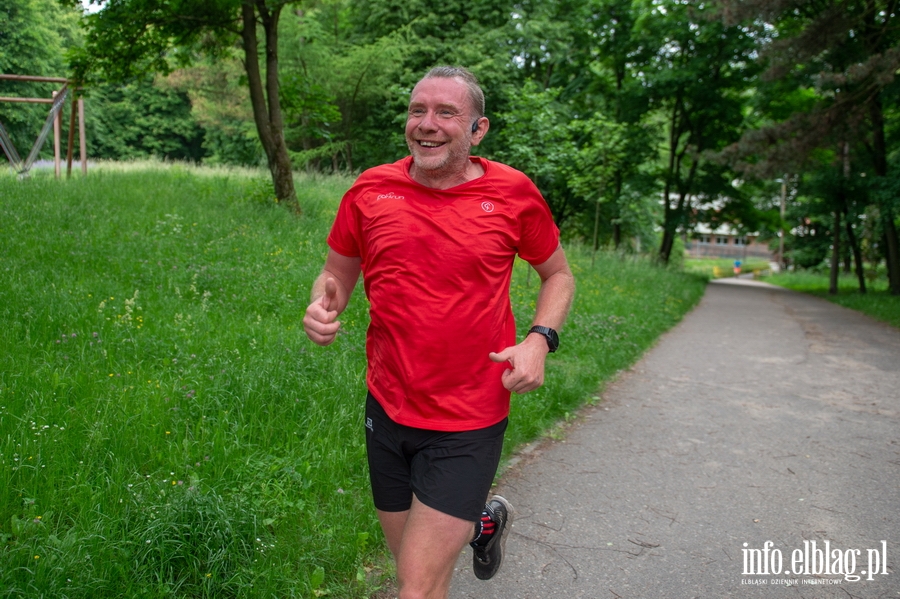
[397, 575, 450, 599]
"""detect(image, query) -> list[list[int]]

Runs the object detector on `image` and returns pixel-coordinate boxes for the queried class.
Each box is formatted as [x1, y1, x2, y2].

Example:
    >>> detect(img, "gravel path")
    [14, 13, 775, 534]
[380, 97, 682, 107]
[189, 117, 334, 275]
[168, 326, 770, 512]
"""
[450, 279, 900, 599]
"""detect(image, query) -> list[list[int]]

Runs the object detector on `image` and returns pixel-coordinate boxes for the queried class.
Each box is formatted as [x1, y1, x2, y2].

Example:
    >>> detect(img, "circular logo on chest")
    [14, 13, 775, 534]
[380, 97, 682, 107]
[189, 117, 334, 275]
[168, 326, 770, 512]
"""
[481, 201, 495, 213]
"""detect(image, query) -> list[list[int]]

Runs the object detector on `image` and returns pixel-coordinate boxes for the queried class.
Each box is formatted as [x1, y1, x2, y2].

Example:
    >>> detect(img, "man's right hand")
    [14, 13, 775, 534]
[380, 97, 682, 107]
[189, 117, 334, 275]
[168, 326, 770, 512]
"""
[303, 277, 341, 346]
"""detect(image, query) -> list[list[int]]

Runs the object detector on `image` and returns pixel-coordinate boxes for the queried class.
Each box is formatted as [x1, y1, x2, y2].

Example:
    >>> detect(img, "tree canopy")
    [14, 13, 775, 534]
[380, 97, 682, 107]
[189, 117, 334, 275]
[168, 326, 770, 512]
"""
[716, 0, 900, 292]
[0, 0, 81, 154]
[2, 0, 897, 290]
[66, 0, 300, 208]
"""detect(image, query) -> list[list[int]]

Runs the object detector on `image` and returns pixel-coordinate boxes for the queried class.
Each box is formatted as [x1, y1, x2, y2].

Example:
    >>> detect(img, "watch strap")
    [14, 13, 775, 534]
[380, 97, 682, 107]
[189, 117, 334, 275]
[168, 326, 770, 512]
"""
[528, 325, 559, 353]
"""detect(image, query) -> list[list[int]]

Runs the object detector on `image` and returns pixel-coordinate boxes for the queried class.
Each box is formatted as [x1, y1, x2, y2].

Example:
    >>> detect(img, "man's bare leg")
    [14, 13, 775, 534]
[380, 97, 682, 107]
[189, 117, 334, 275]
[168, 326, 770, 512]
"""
[377, 495, 474, 599]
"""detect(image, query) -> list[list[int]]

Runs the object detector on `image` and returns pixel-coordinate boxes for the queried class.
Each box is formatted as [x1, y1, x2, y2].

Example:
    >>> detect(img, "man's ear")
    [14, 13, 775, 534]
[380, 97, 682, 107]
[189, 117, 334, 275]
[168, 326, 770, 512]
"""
[471, 117, 489, 146]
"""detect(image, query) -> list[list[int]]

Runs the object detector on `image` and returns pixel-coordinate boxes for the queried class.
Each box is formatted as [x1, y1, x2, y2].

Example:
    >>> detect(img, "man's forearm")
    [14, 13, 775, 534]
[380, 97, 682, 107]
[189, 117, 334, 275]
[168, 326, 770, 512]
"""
[309, 249, 362, 316]
[531, 269, 575, 330]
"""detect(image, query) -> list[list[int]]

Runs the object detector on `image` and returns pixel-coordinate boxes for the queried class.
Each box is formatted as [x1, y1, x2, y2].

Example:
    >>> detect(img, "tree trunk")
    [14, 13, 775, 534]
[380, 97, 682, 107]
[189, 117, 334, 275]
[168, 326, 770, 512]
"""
[843, 204, 866, 293]
[840, 143, 865, 293]
[829, 207, 841, 295]
[870, 93, 900, 294]
[658, 92, 700, 266]
[658, 102, 680, 265]
[659, 186, 676, 264]
[659, 177, 674, 263]
[659, 228, 675, 264]
[660, 189, 690, 264]
[884, 214, 900, 295]
[592, 198, 601, 267]
[612, 169, 623, 250]
[240, 1, 299, 211]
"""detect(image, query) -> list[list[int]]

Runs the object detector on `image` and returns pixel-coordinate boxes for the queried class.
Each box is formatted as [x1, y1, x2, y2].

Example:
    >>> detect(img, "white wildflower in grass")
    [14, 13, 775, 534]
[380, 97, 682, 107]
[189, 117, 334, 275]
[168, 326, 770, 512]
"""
[118, 289, 140, 328]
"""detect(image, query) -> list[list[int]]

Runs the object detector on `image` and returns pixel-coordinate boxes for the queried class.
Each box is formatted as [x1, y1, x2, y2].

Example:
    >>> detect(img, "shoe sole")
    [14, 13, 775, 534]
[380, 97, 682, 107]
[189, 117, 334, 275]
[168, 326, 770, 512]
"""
[476, 494, 514, 580]
[491, 495, 514, 562]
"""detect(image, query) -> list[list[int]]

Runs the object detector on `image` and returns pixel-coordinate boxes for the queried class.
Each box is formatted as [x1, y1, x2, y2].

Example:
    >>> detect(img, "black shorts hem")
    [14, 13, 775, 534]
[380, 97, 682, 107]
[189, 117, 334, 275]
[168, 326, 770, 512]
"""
[372, 498, 413, 513]
[413, 489, 485, 522]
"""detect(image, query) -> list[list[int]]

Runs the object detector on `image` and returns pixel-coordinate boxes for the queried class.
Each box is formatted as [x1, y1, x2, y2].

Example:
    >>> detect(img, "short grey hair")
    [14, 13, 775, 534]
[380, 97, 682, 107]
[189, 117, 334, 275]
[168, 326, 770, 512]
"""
[420, 66, 485, 118]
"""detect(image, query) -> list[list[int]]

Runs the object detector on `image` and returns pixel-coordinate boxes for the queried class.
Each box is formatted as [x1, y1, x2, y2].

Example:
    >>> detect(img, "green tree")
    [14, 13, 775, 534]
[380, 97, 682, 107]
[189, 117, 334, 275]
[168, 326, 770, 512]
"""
[638, 0, 760, 263]
[85, 78, 206, 162]
[568, 115, 628, 251]
[556, 0, 660, 250]
[716, 0, 900, 294]
[67, 0, 300, 209]
[500, 0, 757, 256]
[0, 0, 81, 162]
[339, 0, 524, 168]
[278, 5, 412, 172]
[491, 82, 579, 225]
[166, 58, 264, 165]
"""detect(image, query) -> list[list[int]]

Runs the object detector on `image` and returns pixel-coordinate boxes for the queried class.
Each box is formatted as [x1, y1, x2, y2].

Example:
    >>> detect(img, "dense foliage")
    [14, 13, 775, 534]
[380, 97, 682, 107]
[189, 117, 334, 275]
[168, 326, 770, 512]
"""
[0, 0, 80, 157]
[717, 0, 900, 294]
[0, 0, 898, 290]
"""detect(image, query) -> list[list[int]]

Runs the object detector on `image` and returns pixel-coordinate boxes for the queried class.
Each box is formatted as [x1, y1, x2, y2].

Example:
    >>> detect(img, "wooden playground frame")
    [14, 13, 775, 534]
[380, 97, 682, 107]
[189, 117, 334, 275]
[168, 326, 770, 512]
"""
[0, 74, 87, 177]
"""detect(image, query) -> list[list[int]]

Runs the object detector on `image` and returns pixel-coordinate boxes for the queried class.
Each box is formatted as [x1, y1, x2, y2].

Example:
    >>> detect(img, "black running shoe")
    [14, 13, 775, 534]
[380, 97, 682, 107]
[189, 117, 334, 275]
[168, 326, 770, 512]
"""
[472, 495, 513, 580]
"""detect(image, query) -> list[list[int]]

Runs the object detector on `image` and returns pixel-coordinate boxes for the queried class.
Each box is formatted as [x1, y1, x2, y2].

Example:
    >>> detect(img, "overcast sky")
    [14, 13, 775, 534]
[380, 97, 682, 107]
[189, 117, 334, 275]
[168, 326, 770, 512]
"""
[81, 1, 104, 14]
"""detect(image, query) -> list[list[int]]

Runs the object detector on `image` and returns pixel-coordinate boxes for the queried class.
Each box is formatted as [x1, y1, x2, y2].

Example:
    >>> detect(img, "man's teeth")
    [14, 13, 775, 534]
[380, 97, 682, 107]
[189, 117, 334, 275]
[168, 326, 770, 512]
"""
[419, 141, 443, 147]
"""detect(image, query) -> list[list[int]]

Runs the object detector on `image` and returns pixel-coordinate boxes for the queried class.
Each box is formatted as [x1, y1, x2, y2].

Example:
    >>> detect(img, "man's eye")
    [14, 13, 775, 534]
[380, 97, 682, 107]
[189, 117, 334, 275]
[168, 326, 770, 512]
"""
[410, 109, 425, 116]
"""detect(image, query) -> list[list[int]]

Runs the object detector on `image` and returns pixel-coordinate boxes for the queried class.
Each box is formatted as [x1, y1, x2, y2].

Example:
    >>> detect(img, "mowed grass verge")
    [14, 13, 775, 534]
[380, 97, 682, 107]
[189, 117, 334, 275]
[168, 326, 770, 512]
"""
[762, 270, 900, 329]
[683, 256, 772, 279]
[0, 164, 706, 598]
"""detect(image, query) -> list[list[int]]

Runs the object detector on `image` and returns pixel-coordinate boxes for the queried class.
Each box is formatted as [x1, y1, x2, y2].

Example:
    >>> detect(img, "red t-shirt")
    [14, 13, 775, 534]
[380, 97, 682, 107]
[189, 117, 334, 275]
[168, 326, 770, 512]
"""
[327, 156, 560, 431]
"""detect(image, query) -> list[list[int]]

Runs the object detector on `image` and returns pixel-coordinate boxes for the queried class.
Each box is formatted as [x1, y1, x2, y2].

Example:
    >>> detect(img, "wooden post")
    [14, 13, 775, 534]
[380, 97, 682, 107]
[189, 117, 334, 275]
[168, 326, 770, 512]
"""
[0, 74, 68, 83]
[78, 97, 86, 175]
[53, 91, 61, 178]
[0, 96, 53, 104]
[0, 75, 87, 175]
[67, 94, 77, 177]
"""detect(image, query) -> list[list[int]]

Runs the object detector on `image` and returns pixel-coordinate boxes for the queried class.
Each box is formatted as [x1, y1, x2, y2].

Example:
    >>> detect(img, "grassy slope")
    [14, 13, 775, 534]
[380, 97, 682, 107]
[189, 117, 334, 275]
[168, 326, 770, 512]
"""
[0, 165, 706, 597]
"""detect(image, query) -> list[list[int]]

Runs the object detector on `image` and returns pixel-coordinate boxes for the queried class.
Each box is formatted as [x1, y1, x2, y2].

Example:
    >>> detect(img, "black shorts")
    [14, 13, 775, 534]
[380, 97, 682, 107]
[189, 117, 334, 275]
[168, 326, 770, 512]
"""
[364, 391, 507, 522]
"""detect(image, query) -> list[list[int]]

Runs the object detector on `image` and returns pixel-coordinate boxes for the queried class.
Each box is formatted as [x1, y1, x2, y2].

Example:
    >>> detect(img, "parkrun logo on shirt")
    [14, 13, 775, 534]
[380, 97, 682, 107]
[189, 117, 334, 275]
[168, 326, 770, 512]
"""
[376, 192, 405, 201]
[481, 201, 495, 212]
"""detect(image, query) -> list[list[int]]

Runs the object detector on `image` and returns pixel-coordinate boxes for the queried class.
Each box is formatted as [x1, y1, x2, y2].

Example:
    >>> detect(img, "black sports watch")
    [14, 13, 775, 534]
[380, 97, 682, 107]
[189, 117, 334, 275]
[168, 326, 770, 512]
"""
[528, 325, 559, 353]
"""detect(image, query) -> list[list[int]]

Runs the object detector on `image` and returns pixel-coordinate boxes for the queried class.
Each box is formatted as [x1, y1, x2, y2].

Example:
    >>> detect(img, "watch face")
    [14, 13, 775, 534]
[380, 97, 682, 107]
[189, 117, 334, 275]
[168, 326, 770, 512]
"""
[548, 329, 560, 351]
[530, 326, 559, 352]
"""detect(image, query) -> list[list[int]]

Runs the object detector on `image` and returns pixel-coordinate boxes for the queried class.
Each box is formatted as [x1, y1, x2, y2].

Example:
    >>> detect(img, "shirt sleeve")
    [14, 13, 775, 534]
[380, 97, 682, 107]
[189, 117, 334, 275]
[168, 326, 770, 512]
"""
[516, 178, 560, 265]
[326, 187, 362, 258]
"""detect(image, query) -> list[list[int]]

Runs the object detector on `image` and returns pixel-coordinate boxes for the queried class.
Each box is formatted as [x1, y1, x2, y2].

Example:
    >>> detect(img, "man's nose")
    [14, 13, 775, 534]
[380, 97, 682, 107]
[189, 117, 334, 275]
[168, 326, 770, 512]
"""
[417, 111, 438, 131]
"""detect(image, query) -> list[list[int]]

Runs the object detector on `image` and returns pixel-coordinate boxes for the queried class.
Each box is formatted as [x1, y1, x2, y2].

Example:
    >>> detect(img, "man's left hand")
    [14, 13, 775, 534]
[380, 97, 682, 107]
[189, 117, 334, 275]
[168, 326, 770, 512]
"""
[489, 334, 550, 394]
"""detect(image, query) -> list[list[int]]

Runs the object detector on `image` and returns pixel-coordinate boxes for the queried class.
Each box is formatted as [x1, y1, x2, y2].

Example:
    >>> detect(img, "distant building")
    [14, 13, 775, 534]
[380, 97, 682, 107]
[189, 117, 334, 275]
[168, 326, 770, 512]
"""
[685, 225, 773, 260]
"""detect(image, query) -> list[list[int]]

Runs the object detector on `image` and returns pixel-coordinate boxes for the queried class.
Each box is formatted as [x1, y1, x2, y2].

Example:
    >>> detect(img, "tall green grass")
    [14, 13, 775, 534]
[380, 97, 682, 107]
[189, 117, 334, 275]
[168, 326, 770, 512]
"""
[1, 164, 705, 597]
